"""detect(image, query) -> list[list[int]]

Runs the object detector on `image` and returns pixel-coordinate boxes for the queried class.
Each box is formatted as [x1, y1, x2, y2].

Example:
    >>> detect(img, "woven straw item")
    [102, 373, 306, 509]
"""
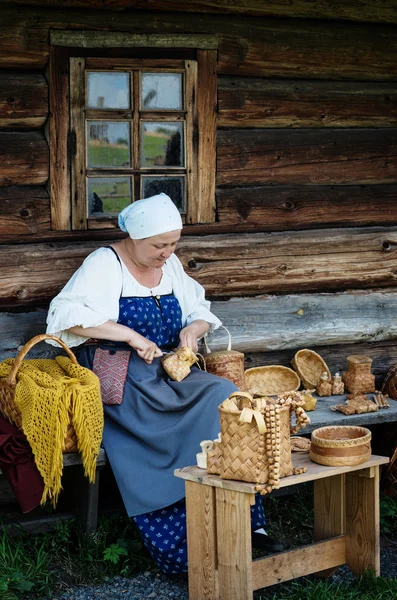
[245, 366, 300, 396]
[203, 326, 246, 390]
[0, 334, 78, 453]
[310, 425, 371, 467]
[291, 349, 330, 389]
[220, 402, 293, 484]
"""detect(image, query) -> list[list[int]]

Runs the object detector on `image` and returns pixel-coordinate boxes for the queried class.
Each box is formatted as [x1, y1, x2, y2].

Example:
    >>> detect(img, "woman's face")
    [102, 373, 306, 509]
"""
[132, 229, 181, 268]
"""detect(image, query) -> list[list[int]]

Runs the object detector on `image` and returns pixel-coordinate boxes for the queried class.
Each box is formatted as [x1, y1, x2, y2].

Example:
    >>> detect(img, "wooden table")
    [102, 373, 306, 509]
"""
[175, 453, 389, 600]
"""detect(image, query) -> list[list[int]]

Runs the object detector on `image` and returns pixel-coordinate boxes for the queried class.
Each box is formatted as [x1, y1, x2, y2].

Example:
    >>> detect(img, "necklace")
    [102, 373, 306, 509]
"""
[123, 240, 157, 293]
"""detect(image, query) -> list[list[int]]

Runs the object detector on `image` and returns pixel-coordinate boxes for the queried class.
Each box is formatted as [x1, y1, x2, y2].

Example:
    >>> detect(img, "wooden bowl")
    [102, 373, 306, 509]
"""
[244, 365, 300, 397]
[310, 425, 371, 467]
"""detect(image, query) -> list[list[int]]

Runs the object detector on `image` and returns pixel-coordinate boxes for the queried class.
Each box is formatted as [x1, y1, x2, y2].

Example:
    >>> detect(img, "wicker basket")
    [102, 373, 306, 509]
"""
[310, 425, 371, 467]
[245, 365, 300, 397]
[215, 391, 309, 494]
[291, 349, 330, 389]
[0, 334, 78, 453]
[203, 326, 246, 390]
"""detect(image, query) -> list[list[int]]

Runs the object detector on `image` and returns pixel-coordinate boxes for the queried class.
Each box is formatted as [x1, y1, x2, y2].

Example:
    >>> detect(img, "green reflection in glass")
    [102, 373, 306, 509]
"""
[88, 121, 130, 168]
[88, 177, 131, 215]
[141, 122, 184, 167]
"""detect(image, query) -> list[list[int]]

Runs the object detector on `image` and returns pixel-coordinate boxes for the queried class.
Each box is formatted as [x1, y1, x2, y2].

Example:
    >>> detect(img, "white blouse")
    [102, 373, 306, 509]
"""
[46, 247, 221, 347]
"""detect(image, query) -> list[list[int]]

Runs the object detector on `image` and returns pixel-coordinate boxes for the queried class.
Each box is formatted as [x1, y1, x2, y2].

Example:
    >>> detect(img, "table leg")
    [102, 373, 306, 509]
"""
[345, 466, 380, 576]
[215, 488, 254, 600]
[186, 481, 218, 600]
[314, 474, 345, 577]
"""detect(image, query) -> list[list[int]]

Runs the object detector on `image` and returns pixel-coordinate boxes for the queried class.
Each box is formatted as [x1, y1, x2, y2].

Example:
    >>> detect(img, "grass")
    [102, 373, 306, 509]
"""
[0, 513, 154, 599]
[1, 492, 397, 599]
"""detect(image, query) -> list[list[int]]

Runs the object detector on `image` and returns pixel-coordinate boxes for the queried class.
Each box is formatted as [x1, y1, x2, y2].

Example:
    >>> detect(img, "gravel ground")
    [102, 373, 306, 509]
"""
[53, 536, 397, 600]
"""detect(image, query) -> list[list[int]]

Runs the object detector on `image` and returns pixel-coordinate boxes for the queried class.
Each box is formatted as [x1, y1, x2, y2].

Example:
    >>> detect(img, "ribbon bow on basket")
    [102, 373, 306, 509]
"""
[217, 390, 309, 495]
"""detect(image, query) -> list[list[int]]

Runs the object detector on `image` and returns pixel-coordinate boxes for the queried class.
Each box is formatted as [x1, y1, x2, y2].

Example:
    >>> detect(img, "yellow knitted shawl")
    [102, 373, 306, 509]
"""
[0, 356, 104, 505]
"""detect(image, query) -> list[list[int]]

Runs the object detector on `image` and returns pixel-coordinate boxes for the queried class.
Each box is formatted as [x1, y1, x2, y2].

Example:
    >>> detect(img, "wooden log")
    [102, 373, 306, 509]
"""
[3, 288, 397, 360]
[0, 72, 47, 129]
[0, 132, 48, 186]
[217, 129, 397, 186]
[2, 6, 397, 82]
[218, 24, 397, 80]
[2, 227, 397, 304]
[0, 187, 50, 235]
[216, 185, 397, 232]
[218, 78, 397, 128]
[3, 0, 397, 26]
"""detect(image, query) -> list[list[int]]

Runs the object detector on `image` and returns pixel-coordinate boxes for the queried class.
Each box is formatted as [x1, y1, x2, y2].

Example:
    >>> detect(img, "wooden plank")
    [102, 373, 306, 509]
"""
[174, 455, 389, 493]
[49, 46, 70, 230]
[69, 57, 87, 230]
[217, 129, 397, 186]
[0, 187, 50, 236]
[186, 481, 218, 600]
[4, 227, 397, 304]
[251, 537, 346, 590]
[216, 185, 397, 232]
[313, 475, 345, 577]
[4, 0, 397, 26]
[0, 132, 48, 186]
[218, 78, 397, 128]
[185, 58, 198, 224]
[195, 50, 217, 223]
[0, 71, 47, 129]
[215, 487, 253, 600]
[50, 30, 218, 49]
[218, 24, 397, 81]
[345, 467, 380, 576]
[86, 57, 185, 69]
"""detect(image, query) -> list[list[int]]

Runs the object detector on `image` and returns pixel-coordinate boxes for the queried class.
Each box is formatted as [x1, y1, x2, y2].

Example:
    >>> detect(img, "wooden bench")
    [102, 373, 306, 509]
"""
[175, 453, 389, 600]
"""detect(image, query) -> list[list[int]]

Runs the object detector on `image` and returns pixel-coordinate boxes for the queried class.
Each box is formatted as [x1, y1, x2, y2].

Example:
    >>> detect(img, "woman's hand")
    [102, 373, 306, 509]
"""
[126, 331, 163, 364]
[179, 320, 210, 353]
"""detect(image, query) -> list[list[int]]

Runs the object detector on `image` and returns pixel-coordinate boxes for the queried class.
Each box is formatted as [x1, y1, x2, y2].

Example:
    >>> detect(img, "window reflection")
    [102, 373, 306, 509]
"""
[87, 121, 131, 168]
[88, 177, 132, 215]
[141, 122, 184, 167]
[87, 72, 130, 109]
[141, 73, 183, 110]
[142, 176, 184, 211]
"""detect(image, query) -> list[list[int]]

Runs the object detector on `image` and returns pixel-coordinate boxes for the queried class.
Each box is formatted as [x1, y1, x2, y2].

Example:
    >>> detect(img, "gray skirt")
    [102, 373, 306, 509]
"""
[77, 345, 237, 516]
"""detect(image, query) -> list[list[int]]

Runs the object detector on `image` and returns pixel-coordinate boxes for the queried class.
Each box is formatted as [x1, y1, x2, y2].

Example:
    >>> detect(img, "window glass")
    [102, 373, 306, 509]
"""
[141, 73, 183, 110]
[87, 121, 131, 168]
[87, 72, 130, 109]
[141, 122, 184, 167]
[88, 177, 132, 215]
[142, 176, 184, 211]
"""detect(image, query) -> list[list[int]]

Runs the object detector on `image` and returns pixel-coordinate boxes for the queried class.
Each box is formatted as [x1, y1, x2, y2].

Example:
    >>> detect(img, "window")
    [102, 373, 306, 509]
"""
[49, 34, 218, 231]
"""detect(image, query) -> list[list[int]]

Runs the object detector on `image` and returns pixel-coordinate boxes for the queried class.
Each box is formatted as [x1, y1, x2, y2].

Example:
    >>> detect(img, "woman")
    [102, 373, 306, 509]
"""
[46, 193, 275, 573]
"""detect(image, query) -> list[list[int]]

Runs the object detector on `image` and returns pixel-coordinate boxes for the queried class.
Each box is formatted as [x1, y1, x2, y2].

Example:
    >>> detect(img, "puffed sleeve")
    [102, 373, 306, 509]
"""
[165, 254, 222, 333]
[46, 248, 122, 347]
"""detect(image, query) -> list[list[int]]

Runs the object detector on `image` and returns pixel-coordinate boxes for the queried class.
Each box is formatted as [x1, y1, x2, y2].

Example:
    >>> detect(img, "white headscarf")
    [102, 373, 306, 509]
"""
[118, 193, 183, 239]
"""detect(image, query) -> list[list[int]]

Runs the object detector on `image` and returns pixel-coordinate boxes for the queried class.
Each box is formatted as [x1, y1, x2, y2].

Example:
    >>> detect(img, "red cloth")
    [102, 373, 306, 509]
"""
[0, 416, 44, 513]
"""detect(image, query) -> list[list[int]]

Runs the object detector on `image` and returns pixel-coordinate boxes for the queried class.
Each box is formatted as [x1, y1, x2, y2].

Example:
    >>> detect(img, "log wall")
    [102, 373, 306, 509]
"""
[1, 2, 397, 376]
